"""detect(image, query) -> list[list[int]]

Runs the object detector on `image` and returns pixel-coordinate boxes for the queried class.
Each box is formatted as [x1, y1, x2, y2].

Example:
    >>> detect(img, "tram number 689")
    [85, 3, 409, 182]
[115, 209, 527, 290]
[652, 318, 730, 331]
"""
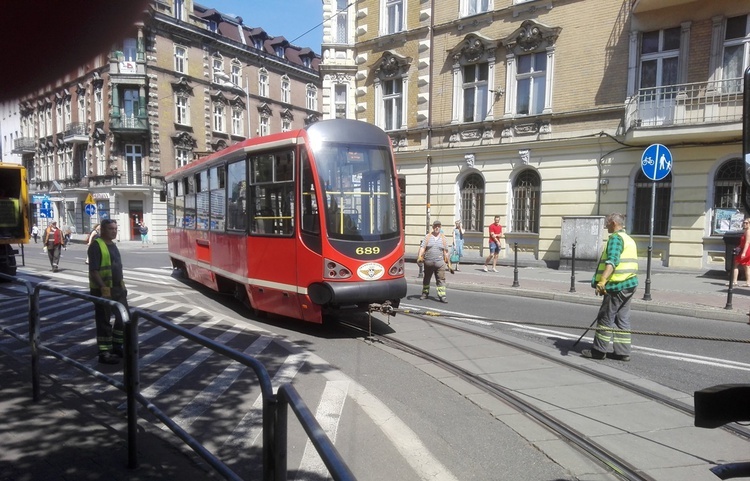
[355, 246, 380, 255]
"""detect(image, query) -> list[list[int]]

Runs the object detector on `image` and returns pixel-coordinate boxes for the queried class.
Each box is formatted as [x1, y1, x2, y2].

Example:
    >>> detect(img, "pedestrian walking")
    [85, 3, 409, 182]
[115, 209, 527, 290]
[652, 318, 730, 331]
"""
[139, 222, 149, 246]
[483, 216, 504, 272]
[85, 223, 100, 265]
[728, 218, 750, 287]
[582, 212, 638, 362]
[42, 221, 64, 272]
[31, 224, 39, 243]
[88, 219, 127, 365]
[417, 220, 450, 303]
[62, 226, 72, 250]
[452, 219, 464, 271]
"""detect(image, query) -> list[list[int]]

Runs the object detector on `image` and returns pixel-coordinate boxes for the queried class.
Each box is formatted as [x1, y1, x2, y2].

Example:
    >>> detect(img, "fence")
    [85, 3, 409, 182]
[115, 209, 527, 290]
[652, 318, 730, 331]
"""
[0, 273, 355, 481]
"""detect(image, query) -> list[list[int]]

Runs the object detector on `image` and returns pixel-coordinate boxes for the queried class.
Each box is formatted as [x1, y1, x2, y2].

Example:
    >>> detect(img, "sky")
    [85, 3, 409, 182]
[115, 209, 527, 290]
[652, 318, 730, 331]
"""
[203, 0, 324, 52]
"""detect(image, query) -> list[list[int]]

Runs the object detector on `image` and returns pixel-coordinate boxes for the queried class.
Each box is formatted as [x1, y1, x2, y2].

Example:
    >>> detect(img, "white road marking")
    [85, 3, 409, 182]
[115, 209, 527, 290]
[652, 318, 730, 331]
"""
[295, 380, 349, 481]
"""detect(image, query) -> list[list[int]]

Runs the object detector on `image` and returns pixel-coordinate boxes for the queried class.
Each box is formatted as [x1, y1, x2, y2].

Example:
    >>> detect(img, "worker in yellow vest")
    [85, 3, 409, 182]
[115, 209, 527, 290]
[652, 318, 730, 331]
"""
[582, 212, 638, 362]
[88, 219, 127, 365]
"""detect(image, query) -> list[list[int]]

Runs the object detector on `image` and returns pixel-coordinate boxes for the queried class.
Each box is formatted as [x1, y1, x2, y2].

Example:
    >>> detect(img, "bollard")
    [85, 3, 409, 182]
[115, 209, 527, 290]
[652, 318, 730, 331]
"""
[512, 242, 520, 287]
[643, 245, 653, 301]
[725, 248, 735, 310]
[570, 242, 576, 293]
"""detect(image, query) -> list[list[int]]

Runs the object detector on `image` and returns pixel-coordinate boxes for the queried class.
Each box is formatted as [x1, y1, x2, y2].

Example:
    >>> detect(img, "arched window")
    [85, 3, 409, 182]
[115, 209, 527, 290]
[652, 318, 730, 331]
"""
[460, 173, 484, 232]
[712, 158, 745, 235]
[632, 171, 672, 235]
[512, 169, 540, 233]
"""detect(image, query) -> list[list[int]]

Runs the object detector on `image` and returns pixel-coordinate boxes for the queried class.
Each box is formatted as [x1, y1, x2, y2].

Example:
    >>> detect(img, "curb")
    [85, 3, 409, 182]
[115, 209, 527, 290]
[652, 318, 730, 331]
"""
[406, 279, 749, 323]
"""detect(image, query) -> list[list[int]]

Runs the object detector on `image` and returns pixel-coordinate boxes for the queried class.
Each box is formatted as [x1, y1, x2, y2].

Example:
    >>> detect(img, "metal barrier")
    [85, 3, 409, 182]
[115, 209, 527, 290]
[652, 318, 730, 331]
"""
[0, 273, 355, 481]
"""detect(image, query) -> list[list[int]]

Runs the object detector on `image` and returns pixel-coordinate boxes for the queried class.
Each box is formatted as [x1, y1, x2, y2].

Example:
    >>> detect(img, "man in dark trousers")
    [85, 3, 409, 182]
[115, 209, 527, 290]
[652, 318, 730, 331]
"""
[43, 221, 64, 272]
[582, 213, 638, 362]
[88, 219, 128, 365]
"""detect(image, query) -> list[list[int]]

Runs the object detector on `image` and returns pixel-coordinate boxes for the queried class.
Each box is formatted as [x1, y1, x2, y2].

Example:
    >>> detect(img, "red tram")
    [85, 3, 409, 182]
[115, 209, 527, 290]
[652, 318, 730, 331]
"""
[164, 119, 407, 323]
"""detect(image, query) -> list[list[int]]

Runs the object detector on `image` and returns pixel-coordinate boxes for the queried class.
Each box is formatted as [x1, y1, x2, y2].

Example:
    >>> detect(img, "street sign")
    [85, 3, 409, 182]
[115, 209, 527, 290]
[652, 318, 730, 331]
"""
[84, 204, 97, 216]
[84, 193, 95, 205]
[40, 196, 52, 218]
[641, 144, 673, 181]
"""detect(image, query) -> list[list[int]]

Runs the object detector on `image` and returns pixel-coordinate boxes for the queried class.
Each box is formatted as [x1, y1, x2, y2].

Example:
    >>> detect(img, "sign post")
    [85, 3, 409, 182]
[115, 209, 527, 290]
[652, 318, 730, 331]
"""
[640, 143, 673, 301]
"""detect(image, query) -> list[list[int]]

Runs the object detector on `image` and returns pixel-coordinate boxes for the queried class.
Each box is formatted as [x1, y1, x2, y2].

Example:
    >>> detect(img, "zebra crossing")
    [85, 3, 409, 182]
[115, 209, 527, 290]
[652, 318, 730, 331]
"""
[0, 267, 339, 479]
[1, 265, 455, 481]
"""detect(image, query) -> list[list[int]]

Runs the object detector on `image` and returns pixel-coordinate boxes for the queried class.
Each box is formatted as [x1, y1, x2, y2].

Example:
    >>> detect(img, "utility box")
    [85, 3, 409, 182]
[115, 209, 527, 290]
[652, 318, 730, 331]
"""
[559, 216, 606, 271]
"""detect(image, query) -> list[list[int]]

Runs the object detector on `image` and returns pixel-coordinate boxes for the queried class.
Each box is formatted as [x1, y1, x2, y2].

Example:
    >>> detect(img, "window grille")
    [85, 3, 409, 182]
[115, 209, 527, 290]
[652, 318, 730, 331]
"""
[512, 170, 540, 233]
[632, 171, 671, 235]
[460, 173, 484, 232]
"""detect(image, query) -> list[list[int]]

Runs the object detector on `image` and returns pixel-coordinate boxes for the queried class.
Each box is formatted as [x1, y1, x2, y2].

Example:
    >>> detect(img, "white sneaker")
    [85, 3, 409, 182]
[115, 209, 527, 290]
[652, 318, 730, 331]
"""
[483, 266, 488, 272]
[492, 268, 498, 272]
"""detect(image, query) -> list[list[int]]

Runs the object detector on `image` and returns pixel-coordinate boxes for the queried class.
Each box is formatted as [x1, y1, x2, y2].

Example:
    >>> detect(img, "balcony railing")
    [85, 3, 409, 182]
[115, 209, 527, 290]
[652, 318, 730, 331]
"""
[12, 137, 36, 154]
[63, 122, 89, 143]
[110, 116, 148, 131]
[627, 78, 744, 130]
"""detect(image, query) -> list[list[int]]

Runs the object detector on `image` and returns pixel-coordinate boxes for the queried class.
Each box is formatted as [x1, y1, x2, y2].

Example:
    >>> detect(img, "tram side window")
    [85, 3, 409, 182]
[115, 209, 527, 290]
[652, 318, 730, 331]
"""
[175, 179, 185, 228]
[167, 181, 176, 227]
[250, 150, 295, 236]
[184, 176, 197, 229]
[209, 166, 226, 231]
[301, 149, 320, 234]
[196, 170, 209, 230]
[226, 160, 247, 231]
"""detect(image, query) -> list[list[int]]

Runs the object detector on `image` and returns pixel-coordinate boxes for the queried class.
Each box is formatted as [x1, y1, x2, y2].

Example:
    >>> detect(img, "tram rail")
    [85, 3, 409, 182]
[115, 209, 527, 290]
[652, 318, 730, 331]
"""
[341, 308, 750, 481]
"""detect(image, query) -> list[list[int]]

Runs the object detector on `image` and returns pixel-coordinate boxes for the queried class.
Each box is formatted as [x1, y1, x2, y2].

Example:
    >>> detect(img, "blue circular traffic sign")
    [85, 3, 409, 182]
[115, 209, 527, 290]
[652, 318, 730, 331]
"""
[85, 204, 97, 216]
[641, 144, 673, 181]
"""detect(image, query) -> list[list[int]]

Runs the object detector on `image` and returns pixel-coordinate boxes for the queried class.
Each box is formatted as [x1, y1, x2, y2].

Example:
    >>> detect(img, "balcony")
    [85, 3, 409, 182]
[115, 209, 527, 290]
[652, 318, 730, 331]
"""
[624, 78, 743, 143]
[110, 116, 149, 133]
[12, 137, 36, 154]
[632, 0, 697, 14]
[63, 122, 89, 144]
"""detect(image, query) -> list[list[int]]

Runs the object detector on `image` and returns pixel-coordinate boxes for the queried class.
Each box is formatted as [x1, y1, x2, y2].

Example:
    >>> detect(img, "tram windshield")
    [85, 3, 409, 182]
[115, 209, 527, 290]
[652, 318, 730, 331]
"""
[313, 142, 399, 241]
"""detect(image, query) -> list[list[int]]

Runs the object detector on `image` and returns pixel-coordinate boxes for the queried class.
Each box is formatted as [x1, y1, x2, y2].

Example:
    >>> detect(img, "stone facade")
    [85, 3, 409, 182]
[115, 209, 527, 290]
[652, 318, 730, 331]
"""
[320, 0, 748, 270]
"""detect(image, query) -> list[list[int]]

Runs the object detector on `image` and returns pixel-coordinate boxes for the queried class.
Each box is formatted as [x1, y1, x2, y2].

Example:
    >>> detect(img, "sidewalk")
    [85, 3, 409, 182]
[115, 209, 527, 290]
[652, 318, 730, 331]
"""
[0, 348, 216, 481]
[405, 254, 750, 323]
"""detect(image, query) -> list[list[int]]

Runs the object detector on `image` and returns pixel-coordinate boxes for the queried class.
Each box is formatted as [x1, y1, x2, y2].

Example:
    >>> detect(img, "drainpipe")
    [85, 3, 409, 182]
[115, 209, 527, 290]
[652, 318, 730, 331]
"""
[425, 0, 435, 232]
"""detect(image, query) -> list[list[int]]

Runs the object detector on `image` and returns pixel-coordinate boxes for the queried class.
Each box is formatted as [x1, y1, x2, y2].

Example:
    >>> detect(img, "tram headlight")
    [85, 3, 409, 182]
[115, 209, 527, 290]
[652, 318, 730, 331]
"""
[324, 258, 352, 279]
[389, 257, 405, 276]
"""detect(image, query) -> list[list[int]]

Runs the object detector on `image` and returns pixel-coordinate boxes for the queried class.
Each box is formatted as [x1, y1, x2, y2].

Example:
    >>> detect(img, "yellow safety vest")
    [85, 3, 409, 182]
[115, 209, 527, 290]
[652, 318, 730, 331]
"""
[594, 231, 638, 283]
[90, 238, 124, 289]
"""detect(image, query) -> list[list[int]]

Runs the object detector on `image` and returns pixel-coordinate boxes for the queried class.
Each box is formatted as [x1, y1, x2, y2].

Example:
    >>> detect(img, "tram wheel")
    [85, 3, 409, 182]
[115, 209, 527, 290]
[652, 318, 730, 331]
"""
[234, 284, 266, 318]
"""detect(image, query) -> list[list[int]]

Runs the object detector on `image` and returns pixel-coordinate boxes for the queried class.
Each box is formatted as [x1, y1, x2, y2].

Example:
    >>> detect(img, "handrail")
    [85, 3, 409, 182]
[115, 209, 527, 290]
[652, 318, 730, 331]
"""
[276, 383, 356, 481]
[129, 308, 275, 480]
[0, 274, 355, 480]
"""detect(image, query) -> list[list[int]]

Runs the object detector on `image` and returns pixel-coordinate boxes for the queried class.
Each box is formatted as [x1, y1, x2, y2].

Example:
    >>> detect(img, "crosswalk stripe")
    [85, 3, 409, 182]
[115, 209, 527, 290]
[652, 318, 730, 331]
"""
[222, 352, 309, 450]
[171, 335, 274, 430]
[137, 323, 245, 402]
[295, 380, 349, 481]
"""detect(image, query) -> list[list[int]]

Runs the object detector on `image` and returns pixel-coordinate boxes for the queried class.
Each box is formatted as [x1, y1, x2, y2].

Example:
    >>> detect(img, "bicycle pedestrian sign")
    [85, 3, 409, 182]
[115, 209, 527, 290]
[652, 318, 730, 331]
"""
[641, 144, 673, 181]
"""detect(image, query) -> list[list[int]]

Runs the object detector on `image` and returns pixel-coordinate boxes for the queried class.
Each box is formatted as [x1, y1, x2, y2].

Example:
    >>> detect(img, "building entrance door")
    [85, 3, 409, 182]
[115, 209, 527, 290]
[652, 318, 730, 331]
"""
[128, 200, 144, 241]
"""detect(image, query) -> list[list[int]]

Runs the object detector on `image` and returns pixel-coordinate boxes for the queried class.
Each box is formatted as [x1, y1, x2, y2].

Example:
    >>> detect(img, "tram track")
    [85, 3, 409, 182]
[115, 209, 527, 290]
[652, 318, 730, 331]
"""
[339, 310, 750, 481]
